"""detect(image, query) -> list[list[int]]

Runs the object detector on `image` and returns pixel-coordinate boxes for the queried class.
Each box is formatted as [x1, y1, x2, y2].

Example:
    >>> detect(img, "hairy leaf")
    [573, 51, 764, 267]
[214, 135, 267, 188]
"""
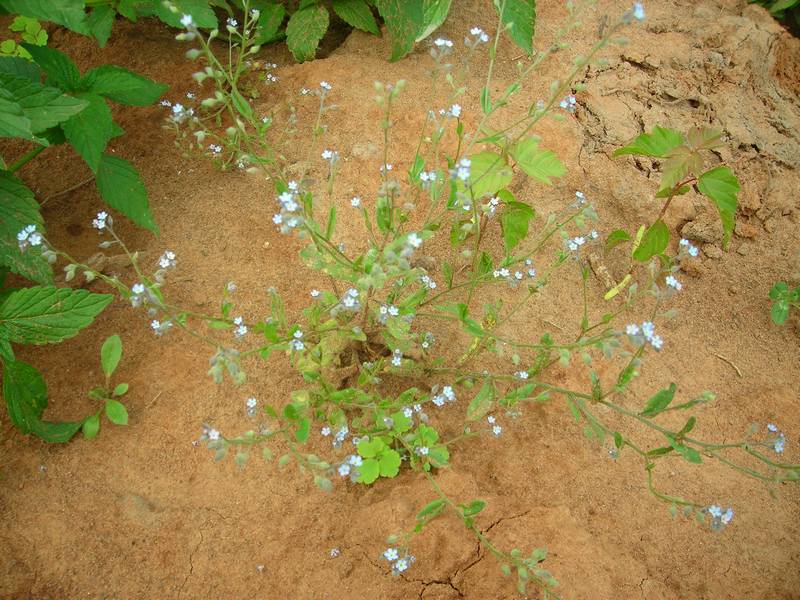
[332, 0, 379, 35]
[0, 72, 87, 134]
[62, 92, 114, 172]
[87, 5, 115, 47]
[0, 0, 89, 35]
[417, 0, 452, 41]
[509, 137, 565, 185]
[0, 171, 52, 284]
[697, 166, 739, 249]
[458, 151, 512, 200]
[614, 126, 684, 158]
[286, 5, 329, 62]
[496, 0, 536, 55]
[96, 153, 158, 233]
[80, 65, 168, 106]
[466, 380, 495, 420]
[640, 383, 677, 417]
[154, 0, 217, 29]
[374, 0, 425, 61]
[254, 2, 286, 44]
[21, 44, 80, 90]
[500, 200, 535, 253]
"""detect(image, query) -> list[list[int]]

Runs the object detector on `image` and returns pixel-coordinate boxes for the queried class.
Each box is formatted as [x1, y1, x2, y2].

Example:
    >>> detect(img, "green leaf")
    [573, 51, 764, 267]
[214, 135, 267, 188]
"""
[80, 65, 168, 106]
[500, 200, 535, 253]
[0, 72, 88, 134]
[20, 44, 80, 90]
[95, 153, 158, 233]
[0, 286, 112, 344]
[358, 457, 380, 483]
[0, 95, 34, 139]
[376, 195, 392, 233]
[285, 5, 329, 62]
[0, 0, 89, 35]
[87, 5, 115, 47]
[480, 86, 491, 114]
[379, 448, 401, 477]
[374, 0, 425, 61]
[614, 126, 684, 158]
[0, 56, 41, 82]
[466, 380, 495, 421]
[390, 410, 412, 433]
[496, 0, 536, 55]
[605, 229, 631, 250]
[100, 334, 122, 377]
[771, 300, 789, 325]
[3, 359, 82, 442]
[82, 413, 100, 439]
[295, 416, 310, 442]
[632, 219, 669, 262]
[332, 0, 379, 35]
[462, 499, 486, 516]
[458, 151, 513, 200]
[254, 3, 286, 44]
[0, 171, 53, 284]
[417, 498, 445, 519]
[357, 437, 383, 458]
[697, 166, 739, 250]
[668, 438, 702, 464]
[113, 382, 129, 396]
[417, 0, 452, 41]
[62, 92, 114, 172]
[104, 398, 128, 425]
[154, 0, 217, 29]
[509, 137, 565, 185]
[640, 383, 677, 417]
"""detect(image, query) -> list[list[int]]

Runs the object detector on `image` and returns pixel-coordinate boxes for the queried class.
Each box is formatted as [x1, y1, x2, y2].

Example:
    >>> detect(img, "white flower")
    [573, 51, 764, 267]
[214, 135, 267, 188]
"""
[403, 407, 413, 419]
[226, 17, 238, 28]
[767, 423, 778, 433]
[233, 316, 248, 338]
[442, 386, 455, 401]
[384, 548, 399, 561]
[351, 196, 361, 208]
[626, 324, 640, 336]
[774, 434, 785, 454]
[633, 2, 645, 21]
[310, 289, 320, 298]
[449, 104, 461, 118]
[391, 349, 402, 367]
[348, 455, 363, 467]
[487, 415, 496, 424]
[207, 428, 220, 441]
[416, 446, 429, 456]
[407, 233, 422, 249]
[515, 370, 529, 380]
[650, 335, 663, 350]
[394, 558, 410, 573]
[92, 211, 109, 230]
[246, 397, 257, 409]
[665, 275, 682, 291]
[320, 81, 332, 90]
[158, 250, 177, 269]
[641, 321, 655, 339]
[321, 149, 334, 160]
[433, 38, 453, 48]
[321, 426, 331, 436]
[338, 463, 351, 477]
[492, 425, 502, 437]
[180, 14, 194, 28]
[132, 283, 145, 295]
[454, 158, 471, 181]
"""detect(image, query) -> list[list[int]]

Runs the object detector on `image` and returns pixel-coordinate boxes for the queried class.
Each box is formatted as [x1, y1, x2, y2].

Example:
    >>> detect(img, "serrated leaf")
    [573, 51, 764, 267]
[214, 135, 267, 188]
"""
[509, 137, 565, 185]
[697, 166, 739, 250]
[154, 0, 217, 29]
[640, 383, 677, 417]
[286, 5, 329, 62]
[357, 458, 379, 483]
[87, 5, 115, 47]
[253, 2, 285, 44]
[0, 286, 112, 344]
[379, 448, 401, 477]
[62, 92, 113, 172]
[104, 398, 128, 425]
[632, 219, 669, 262]
[466, 380, 494, 421]
[375, 0, 425, 61]
[20, 44, 80, 90]
[500, 200, 535, 253]
[80, 65, 168, 106]
[496, 0, 536, 55]
[332, 0, 379, 35]
[100, 334, 122, 378]
[0, 72, 88, 134]
[417, 0, 452, 41]
[0, 171, 53, 284]
[457, 151, 512, 200]
[95, 153, 158, 233]
[0, 0, 89, 35]
[614, 126, 684, 158]
[0, 96, 34, 139]
[2, 359, 82, 442]
[0, 56, 41, 82]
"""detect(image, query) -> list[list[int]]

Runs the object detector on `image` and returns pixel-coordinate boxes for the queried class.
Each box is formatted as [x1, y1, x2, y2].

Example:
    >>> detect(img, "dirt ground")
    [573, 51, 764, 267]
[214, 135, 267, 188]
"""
[1, 0, 799, 598]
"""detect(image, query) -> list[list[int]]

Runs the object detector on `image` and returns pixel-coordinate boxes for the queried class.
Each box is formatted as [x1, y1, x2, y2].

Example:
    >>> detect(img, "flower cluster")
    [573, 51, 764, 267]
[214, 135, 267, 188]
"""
[337, 454, 362, 480]
[158, 250, 177, 270]
[487, 415, 502, 437]
[767, 423, 786, 454]
[431, 385, 456, 407]
[17, 224, 43, 252]
[331, 288, 361, 316]
[625, 321, 663, 350]
[378, 304, 400, 324]
[706, 504, 734, 531]
[290, 329, 305, 351]
[679, 237, 699, 258]
[383, 547, 414, 575]
[273, 181, 304, 233]
[467, 26, 490, 44]
[452, 158, 471, 182]
[92, 210, 110, 231]
[560, 95, 577, 113]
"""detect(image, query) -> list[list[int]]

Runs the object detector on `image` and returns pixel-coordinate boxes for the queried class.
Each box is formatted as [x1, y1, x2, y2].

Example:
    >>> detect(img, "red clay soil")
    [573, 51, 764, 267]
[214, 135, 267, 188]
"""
[1, 1, 799, 598]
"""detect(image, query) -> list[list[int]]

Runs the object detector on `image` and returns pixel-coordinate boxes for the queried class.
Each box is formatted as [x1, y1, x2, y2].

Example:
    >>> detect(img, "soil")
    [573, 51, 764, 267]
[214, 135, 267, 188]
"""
[2, 1, 800, 599]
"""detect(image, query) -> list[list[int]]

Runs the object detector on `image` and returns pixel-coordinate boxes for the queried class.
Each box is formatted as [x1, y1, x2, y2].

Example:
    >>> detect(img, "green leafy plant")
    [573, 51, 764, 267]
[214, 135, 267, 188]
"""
[0, 16, 48, 59]
[609, 126, 740, 267]
[83, 334, 130, 439]
[769, 281, 800, 325]
[0, 286, 112, 442]
[7, 1, 798, 595]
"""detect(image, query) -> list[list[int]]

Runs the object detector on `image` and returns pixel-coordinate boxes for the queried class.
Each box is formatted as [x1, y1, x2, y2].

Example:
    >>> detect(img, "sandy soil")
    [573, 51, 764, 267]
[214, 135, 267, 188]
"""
[1, 1, 799, 598]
